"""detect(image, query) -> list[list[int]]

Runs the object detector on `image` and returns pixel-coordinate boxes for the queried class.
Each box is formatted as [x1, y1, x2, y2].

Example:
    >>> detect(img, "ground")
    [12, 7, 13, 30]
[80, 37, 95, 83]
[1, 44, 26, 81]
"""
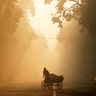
[0, 85, 96, 96]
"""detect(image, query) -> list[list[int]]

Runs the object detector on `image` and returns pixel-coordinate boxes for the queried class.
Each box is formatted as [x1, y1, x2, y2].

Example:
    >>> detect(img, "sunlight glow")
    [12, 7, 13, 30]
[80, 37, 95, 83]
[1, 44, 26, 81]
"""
[64, 0, 81, 9]
[64, 0, 76, 9]
[26, 0, 59, 49]
[25, 0, 60, 76]
[27, 0, 58, 39]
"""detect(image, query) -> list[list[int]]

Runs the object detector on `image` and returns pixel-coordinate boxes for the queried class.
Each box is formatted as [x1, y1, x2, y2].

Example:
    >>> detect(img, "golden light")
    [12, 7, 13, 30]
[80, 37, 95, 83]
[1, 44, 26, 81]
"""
[26, 0, 60, 49]
[15, 0, 78, 85]
[64, 0, 76, 9]
[25, 0, 61, 79]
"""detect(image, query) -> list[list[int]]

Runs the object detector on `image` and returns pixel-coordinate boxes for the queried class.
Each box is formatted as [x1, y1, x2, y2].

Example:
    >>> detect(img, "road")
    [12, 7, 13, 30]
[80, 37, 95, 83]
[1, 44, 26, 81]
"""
[0, 86, 96, 96]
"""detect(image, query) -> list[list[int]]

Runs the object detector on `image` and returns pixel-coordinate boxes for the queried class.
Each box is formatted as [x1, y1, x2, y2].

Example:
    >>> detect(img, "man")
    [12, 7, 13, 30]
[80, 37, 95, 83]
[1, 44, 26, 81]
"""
[43, 67, 50, 86]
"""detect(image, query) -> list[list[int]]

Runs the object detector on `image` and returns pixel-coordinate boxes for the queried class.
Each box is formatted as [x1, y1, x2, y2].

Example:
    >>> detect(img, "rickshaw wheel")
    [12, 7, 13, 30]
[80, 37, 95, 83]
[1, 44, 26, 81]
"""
[57, 82, 63, 89]
[41, 80, 46, 89]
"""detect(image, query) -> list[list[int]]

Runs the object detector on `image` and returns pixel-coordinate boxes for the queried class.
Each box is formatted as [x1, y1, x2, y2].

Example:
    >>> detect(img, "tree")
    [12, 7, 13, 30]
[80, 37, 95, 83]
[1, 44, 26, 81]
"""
[0, 0, 23, 82]
[0, 0, 47, 85]
[46, 0, 96, 37]
[0, 0, 22, 34]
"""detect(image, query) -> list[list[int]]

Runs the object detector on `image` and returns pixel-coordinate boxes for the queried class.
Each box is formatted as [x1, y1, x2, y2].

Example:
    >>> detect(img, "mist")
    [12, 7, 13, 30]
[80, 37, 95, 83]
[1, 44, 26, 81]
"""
[0, 0, 96, 89]
[0, 0, 40, 87]
[57, 20, 96, 83]
[0, 0, 60, 88]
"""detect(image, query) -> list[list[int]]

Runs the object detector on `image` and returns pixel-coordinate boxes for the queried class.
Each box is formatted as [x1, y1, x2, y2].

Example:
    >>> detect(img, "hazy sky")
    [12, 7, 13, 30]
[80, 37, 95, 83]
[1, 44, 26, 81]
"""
[26, 0, 60, 48]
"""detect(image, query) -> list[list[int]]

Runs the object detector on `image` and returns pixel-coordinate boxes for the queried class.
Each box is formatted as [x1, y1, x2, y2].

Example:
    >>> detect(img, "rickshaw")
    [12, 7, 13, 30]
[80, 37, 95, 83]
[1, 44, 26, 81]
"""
[41, 74, 64, 89]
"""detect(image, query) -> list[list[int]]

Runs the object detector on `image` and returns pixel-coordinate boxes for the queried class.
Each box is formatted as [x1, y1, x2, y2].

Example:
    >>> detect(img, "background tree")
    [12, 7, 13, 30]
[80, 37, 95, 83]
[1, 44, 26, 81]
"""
[0, 0, 48, 85]
[47, 0, 96, 37]
[0, 0, 23, 82]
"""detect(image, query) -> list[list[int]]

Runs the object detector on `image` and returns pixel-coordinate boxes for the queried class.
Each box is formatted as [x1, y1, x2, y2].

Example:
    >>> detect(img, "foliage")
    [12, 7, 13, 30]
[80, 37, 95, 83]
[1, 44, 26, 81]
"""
[45, 0, 96, 37]
[45, 0, 53, 5]
[0, 0, 22, 34]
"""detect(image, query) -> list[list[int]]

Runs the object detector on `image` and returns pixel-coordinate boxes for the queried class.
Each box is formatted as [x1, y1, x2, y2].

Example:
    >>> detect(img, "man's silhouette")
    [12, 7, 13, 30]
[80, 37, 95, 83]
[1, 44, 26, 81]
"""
[43, 67, 50, 86]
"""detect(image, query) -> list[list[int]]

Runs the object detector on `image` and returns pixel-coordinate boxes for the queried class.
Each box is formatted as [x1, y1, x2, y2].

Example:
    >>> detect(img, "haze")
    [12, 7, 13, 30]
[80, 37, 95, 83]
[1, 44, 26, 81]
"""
[0, 0, 95, 89]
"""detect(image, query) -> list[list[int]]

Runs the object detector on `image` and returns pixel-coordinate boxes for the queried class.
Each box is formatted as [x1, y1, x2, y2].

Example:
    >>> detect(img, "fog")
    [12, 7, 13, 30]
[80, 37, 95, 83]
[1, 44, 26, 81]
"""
[0, 0, 60, 87]
[0, 0, 96, 88]
[57, 20, 96, 82]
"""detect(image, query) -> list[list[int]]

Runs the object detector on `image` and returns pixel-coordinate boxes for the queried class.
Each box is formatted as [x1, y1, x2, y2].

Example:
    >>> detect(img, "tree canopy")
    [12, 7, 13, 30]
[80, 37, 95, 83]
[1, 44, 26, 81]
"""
[0, 0, 22, 34]
[46, 0, 96, 37]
